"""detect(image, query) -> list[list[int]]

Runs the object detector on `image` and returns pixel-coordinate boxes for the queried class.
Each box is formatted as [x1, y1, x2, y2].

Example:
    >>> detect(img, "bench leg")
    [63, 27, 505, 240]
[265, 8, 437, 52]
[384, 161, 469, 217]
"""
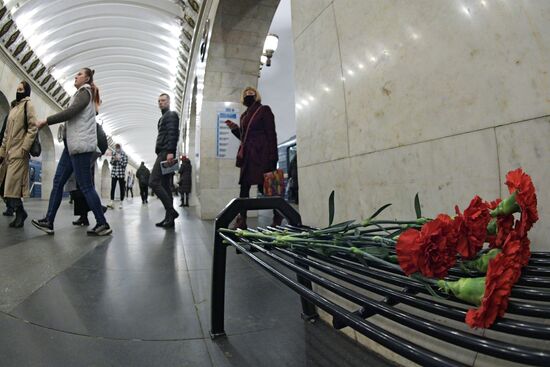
[210, 228, 228, 339]
[294, 256, 319, 321]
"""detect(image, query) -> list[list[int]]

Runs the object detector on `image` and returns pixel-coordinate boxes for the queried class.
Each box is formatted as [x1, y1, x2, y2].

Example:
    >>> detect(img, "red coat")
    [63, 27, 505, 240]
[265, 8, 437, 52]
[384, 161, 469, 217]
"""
[232, 102, 278, 185]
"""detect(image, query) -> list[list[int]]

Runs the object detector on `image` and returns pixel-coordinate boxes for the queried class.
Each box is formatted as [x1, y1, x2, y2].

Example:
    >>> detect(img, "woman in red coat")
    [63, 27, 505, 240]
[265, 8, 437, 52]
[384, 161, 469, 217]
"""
[225, 86, 281, 229]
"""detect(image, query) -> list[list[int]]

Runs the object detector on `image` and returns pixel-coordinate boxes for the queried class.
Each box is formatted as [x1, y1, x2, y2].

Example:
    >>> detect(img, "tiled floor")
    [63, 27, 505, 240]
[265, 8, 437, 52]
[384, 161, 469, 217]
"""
[0, 197, 391, 366]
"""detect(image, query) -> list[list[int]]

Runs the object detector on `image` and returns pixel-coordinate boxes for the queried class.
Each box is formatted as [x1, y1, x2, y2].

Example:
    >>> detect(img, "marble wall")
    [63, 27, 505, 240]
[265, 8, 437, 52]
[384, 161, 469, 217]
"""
[293, 0, 549, 249]
[292, 1, 550, 365]
[188, 0, 280, 219]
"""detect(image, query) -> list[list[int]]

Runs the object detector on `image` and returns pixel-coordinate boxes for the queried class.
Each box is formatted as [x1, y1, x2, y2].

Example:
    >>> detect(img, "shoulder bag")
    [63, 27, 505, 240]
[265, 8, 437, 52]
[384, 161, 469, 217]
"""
[24, 101, 41, 157]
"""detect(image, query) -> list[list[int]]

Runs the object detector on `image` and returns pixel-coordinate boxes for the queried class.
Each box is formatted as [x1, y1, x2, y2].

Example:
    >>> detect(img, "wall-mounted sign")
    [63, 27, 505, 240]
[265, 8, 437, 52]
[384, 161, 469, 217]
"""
[216, 107, 240, 159]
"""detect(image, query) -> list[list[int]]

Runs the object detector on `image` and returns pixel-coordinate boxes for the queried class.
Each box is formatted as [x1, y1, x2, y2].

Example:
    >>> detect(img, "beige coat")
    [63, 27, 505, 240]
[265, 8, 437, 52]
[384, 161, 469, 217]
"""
[0, 97, 38, 198]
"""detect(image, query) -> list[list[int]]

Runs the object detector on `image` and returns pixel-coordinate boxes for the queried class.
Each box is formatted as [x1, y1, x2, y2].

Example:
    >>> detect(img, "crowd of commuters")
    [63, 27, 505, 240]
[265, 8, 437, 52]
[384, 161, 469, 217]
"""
[1, 80, 286, 235]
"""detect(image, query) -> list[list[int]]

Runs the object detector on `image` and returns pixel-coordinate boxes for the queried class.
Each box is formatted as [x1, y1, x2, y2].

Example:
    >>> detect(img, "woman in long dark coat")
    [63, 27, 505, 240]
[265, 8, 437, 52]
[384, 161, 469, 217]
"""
[178, 155, 192, 207]
[225, 86, 281, 229]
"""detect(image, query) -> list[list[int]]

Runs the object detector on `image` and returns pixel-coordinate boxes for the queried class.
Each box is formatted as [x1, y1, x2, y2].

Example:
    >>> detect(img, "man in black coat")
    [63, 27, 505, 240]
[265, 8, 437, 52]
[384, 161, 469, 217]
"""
[136, 161, 151, 204]
[149, 93, 180, 227]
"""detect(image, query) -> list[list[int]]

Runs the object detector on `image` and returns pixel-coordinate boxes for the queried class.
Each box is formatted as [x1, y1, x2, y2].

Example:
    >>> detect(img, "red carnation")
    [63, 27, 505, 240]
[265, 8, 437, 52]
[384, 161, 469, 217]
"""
[465, 251, 521, 328]
[454, 196, 492, 259]
[465, 231, 529, 328]
[396, 214, 457, 278]
[505, 168, 538, 236]
[501, 231, 531, 268]
[487, 199, 514, 249]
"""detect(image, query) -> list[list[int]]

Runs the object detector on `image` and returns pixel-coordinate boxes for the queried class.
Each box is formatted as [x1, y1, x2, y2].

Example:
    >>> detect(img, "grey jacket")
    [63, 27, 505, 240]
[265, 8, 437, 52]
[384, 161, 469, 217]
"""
[47, 84, 97, 155]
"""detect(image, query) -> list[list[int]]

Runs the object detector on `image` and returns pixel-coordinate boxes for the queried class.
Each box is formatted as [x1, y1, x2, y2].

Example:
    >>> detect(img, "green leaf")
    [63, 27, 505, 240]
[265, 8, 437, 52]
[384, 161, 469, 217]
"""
[414, 193, 422, 219]
[328, 190, 335, 227]
[369, 203, 392, 221]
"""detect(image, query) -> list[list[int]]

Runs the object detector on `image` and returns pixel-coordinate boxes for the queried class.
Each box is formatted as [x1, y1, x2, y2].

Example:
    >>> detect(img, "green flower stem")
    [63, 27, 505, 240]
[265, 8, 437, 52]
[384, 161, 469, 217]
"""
[490, 191, 520, 217]
[349, 247, 402, 272]
[365, 218, 430, 226]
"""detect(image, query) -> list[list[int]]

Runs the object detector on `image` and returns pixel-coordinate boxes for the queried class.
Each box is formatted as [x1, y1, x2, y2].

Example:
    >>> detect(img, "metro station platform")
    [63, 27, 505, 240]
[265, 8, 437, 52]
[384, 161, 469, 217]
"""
[0, 198, 390, 367]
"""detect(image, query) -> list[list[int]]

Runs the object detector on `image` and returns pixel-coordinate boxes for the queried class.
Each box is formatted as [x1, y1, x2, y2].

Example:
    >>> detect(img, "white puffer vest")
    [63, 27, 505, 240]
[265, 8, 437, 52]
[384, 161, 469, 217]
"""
[65, 84, 97, 155]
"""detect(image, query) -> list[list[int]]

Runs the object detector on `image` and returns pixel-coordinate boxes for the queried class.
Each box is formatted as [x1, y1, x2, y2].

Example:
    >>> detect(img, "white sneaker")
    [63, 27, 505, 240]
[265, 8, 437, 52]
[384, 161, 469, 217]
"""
[107, 200, 114, 209]
[119, 201, 123, 209]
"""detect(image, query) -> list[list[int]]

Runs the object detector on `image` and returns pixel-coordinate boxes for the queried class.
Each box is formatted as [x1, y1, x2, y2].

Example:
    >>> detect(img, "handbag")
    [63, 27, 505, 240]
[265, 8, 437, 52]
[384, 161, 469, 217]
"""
[96, 122, 108, 154]
[236, 106, 264, 168]
[23, 101, 41, 157]
[263, 168, 285, 197]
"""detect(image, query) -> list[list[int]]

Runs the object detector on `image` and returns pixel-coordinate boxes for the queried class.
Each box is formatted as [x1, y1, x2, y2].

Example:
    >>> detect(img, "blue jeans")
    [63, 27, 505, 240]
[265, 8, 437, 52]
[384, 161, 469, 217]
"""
[46, 148, 107, 225]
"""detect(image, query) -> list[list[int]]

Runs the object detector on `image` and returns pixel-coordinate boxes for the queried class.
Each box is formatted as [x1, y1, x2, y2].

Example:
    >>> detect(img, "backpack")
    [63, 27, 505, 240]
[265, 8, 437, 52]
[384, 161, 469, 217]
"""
[96, 122, 108, 154]
[23, 101, 41, 157]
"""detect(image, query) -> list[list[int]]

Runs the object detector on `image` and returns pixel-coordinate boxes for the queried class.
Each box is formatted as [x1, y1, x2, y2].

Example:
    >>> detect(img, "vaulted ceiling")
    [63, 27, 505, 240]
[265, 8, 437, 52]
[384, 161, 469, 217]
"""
[2, 0, 201, 166]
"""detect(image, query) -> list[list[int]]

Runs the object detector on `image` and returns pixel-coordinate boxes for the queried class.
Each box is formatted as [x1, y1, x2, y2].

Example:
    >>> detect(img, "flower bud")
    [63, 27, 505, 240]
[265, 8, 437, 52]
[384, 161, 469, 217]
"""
[437, 277, 486, 306]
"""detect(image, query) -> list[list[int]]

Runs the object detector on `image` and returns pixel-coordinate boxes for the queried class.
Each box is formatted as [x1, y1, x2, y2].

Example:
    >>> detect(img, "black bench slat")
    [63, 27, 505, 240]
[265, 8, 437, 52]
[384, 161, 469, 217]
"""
[235, 237, 550, 366]
[274, 247, 550, 340]
[219, 233, 467, 367]
[212, 199, 550, 367]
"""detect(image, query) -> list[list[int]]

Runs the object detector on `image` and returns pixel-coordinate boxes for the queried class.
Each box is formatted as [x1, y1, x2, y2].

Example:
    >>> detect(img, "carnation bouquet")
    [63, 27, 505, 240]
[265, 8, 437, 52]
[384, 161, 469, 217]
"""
[220, 168, 539, 328]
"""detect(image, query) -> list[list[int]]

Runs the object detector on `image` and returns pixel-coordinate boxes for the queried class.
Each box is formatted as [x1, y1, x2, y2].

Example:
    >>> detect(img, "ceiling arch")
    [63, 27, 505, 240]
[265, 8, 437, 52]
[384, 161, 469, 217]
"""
[4, 0, 201, 167]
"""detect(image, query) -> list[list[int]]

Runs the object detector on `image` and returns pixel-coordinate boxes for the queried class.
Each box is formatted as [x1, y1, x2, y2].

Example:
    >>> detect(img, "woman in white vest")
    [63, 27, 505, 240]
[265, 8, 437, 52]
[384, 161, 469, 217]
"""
[32, 68, 112, 236]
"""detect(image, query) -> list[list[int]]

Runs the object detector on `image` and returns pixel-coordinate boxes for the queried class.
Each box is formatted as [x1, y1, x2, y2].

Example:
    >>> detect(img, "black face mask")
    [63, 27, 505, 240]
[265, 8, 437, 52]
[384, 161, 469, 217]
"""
[243, 95, 255, 107]
[16, 92, 26, 102]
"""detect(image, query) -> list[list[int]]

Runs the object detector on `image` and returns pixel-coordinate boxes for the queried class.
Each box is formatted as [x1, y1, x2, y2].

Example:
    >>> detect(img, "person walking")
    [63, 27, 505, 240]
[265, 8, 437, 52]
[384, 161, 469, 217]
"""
[0, 81, 38, 227]
[67, 112, 109, 227]
[126, 171, 134, 198]
[149, 93, 179, 227]
[178, 155, 191, 207]
[136, 161, 150, 204]
[225, 86, 281, 229]
[108, 143, 127, 209]
[1, 99, 17, 217]
[32, 68, 112, 236]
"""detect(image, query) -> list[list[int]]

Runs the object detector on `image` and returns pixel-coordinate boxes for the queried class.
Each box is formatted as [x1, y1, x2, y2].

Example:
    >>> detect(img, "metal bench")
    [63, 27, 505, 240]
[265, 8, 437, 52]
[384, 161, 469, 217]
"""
[210, 197, 550, 367]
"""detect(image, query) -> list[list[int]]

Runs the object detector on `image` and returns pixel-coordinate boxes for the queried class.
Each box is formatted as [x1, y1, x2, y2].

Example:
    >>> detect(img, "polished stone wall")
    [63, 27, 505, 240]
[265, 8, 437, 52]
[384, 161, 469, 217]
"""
[293, 0, 549, 251]
[188, 0, 280, 219]
[292, 1, 550, 365]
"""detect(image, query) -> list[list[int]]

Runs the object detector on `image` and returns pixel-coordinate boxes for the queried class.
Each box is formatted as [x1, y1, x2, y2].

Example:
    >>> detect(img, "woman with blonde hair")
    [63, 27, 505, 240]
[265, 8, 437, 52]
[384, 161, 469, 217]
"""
[32, 68, 112, 236]
[0, 81, 38, 227]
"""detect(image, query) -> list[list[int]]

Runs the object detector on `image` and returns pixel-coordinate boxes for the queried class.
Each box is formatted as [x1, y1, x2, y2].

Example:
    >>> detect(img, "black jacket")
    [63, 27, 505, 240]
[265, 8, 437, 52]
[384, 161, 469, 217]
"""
[155, 108, 179, 155]
[136, 164, 151, 185]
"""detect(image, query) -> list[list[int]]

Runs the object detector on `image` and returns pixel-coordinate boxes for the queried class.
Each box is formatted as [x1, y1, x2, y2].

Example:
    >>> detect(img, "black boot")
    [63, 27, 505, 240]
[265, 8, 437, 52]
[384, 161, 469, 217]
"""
[3, 207, 14, 216]
[72, 215, 90, 226]
[10, 208, 27, 228]
[158, 208, 179, 228]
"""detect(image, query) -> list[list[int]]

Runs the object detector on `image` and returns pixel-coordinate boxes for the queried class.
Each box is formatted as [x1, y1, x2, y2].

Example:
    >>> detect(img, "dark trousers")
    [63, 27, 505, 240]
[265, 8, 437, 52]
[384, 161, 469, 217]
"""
[126, 187, 133, 198]
[181, 192, 189, 206]
[149, 153, 173, 211]
[110, 177, 125, 201]
[239, 183, 265, 218]
[46, 148, 106, 225]
[139, 183, 148, 202]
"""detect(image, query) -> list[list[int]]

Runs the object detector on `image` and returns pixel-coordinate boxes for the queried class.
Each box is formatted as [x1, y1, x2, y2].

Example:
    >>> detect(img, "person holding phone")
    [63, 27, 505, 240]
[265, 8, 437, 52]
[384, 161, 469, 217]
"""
[225, 86, 281, 229]
[149, 93, 180, 228]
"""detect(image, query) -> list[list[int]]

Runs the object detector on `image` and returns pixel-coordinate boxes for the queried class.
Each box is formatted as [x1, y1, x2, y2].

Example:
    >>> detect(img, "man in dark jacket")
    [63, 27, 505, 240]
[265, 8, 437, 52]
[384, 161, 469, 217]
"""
[149, 93, 180, 227]
[136, 161, 150, 204]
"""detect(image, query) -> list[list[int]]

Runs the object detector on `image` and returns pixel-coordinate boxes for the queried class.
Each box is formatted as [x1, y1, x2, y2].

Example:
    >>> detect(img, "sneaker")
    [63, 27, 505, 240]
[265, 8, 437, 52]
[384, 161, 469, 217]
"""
[87, 223, 112, 236]
[107, 201, 114, 209]
[31, 218, 54, 235]
[119, 201, 123, 209]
